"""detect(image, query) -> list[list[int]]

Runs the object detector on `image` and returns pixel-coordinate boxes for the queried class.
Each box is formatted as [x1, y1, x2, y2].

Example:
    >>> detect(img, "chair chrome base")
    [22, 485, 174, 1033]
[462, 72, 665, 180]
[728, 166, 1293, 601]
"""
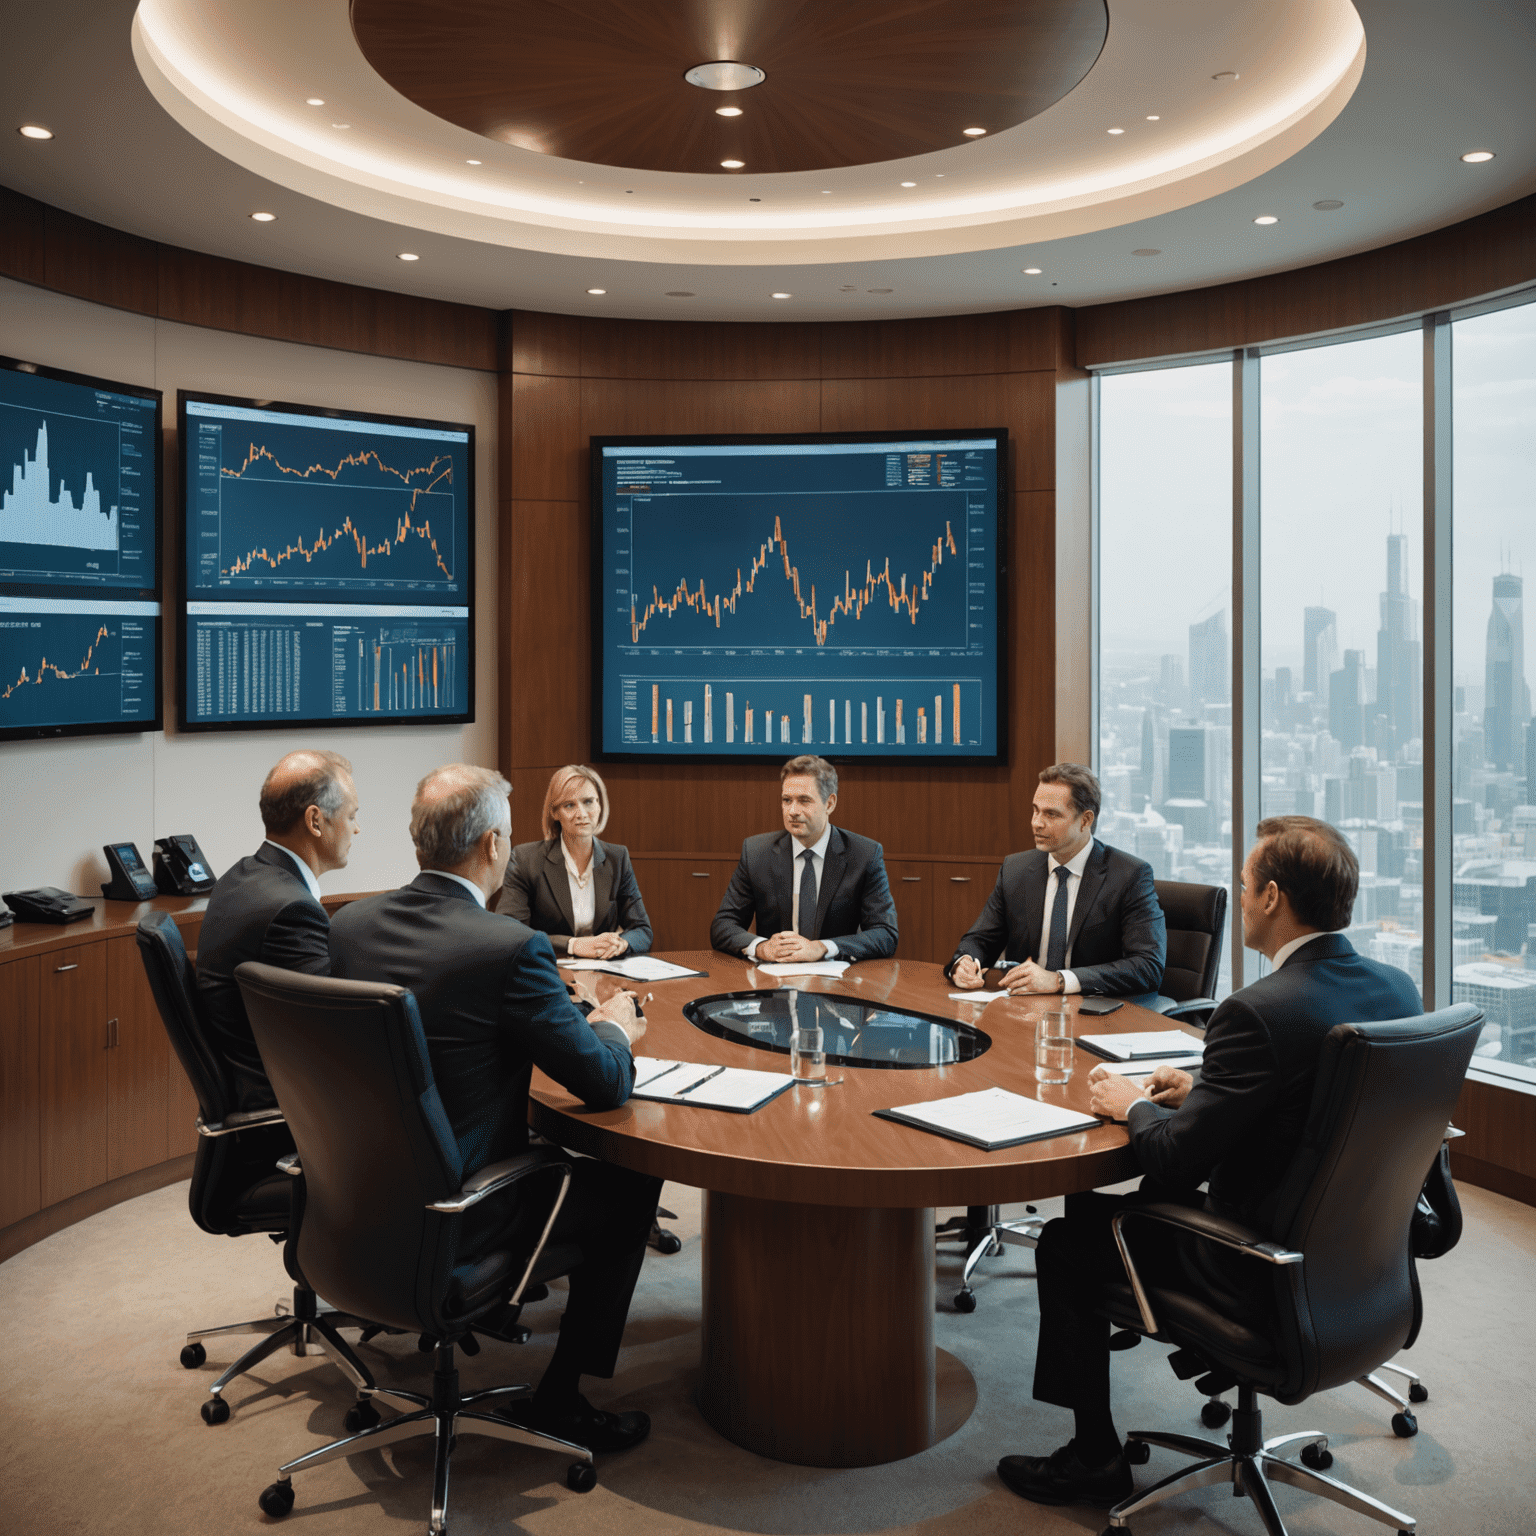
[259, 1342, 596, 1533]
[940, 1204, 1043, 1310]
[1106, 1392, 1415, 1536]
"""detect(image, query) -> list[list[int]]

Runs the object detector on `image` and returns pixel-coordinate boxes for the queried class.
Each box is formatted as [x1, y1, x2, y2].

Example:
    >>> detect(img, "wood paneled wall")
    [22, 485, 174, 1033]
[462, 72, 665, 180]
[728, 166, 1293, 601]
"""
[497, 307, 1075, 860]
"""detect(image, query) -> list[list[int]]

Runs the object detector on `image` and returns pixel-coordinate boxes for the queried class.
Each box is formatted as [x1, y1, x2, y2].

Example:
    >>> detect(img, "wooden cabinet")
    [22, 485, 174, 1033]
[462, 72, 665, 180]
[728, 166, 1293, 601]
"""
[884, 861, 932, 964]
[39, 941, 109, 1207]
[633, 857, 739, 953]
[105, 935, 170, 1179]
[0, 956, 41, 1227]
[931, 863, 995, 966]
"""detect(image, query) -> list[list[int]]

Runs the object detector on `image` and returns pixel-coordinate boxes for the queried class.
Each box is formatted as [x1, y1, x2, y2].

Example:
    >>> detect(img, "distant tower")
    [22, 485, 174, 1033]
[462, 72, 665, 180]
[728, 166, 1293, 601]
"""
[1329, 649, 1367, 750]
[1188, 610, 1228, 708]
[1484, 573, 1530, 771]
[1304, 606, 1338, 702]
[1374, 532, 1422, 754]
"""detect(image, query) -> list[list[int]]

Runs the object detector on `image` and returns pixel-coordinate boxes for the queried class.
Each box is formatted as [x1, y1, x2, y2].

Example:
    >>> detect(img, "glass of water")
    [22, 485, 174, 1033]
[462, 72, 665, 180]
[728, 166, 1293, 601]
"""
[1035, 1010, 1075, 1085]
[789, 1020, 827, 1084]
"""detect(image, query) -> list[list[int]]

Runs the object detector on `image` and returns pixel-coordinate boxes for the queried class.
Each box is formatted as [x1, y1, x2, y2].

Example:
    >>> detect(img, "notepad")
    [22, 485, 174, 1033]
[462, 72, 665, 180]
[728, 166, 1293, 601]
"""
[629, 1057, 795, 1113]
[1091, 1056, 1202, 1079]
[1077, 1029, 1206, 1062]
[874, 1086, 1100, 1151]
[557, 955, 706, 981]
[948, 989, 1009, 1003]
[753, 960, 850, 978]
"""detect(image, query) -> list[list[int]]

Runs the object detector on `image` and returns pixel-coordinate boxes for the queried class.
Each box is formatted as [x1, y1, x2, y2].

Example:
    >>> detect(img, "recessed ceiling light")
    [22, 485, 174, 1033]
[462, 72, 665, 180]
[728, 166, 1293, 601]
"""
[867, 288, 894, 294]
[1131, 248, 1161, 256]
[749, 197, 761, 202]
[900, 181, 917, 187]
[305, 98, 325, 107]
[1107, 127, 1125, 135]
[397, 252, 419, 261]
[466, 158, 482, 165]
[962, 127, 986, 137]
[685, 61, 766, 92]
[1312, 199, 1344, 211]
[1022, 267, 1043, 275]
[1460, 149, 1495, 163]
[820, 189, 832, 194]
[1253, 215, 1279, 225]
[840, 285, 858, 292]
[332, 123, 351, 130]
[17, 124, 53, 140]
[1146, 115, 1161, 121]
[249, 212, 277, 222]
[721, 159, 744, 169]
[715, 106, 743, 117]
[771, 292, 792, 299]
[1212, 71, 1239, 81]
[586, 288, 606, 295]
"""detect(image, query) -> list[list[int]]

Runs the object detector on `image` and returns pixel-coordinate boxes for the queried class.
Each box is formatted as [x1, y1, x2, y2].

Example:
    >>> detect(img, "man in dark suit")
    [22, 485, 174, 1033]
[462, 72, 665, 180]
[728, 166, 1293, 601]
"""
[949, 763, 1165, 999]
[197, 750, 359, 1112]
[329, 763, 661, 1455]
[709, 754, 898, 963]
[998, 816, 1423, 1510]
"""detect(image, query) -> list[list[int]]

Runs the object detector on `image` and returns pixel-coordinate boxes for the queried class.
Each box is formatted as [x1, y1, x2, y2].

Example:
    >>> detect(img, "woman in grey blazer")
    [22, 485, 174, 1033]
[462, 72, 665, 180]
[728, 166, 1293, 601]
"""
[499, 764, 653, 956]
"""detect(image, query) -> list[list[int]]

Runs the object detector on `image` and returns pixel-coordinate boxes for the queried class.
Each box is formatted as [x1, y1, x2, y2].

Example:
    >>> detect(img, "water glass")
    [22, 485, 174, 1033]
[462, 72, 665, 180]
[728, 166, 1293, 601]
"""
[1035, 1011, 1074, 1085]
[789, 1021, 827, 1084]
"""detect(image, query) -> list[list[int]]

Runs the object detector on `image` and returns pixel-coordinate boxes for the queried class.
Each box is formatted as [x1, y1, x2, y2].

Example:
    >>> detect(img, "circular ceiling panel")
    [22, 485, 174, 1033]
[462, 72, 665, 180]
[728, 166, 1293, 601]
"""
[349, 0, 1109, 175]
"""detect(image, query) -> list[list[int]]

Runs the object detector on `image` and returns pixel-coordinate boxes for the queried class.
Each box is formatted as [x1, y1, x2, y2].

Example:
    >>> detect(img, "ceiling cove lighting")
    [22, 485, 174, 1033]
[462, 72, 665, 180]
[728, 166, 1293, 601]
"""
[1460, 149, 1495, 163]
[586, 287, 606, 294]
[771, 292, 791, 299]
[1107, 127, 1125, 135]
[397, 252, 419, 261]
[900, 181, 917, 187]
[962, 126, 986, 137]
[1253, 215, 1279, 225]
[715, 106, 743, 117]
[1022, 267, 1043, 274]
[721, 159, 744, 169]
[17, 124, 53, 139]
[249, 211, 277, 222]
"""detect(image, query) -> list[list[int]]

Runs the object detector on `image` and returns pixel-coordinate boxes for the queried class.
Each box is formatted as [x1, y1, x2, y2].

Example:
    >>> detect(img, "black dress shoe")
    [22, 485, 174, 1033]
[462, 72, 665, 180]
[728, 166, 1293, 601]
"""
[997, 1441, 1133, 1508]
[498, 1393, 651, 1453]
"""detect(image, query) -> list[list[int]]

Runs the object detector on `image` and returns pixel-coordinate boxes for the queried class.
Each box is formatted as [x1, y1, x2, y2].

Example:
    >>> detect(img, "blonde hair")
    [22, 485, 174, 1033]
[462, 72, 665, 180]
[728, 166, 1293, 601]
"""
[542, 764, 610, 840]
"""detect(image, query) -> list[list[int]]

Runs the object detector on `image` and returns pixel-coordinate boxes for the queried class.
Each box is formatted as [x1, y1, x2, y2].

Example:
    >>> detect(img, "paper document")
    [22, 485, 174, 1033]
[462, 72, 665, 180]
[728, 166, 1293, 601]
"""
[753, 960, 850, 978]
[1078, 1029, 1206, 1062]
[949, 989, 1009, 1003]
[557, 955, 705, 981]
[1090, 1056, 1202, 1079]
[629, 1056, 795, 1114]
[875, 1086, 1099, 1151]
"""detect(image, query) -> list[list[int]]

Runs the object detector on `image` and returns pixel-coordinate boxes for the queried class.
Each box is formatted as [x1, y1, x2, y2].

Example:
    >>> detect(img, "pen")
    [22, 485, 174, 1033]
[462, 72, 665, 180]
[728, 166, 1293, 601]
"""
[673, 1064, 727, 1096]
[634, 1061, 682, 1090]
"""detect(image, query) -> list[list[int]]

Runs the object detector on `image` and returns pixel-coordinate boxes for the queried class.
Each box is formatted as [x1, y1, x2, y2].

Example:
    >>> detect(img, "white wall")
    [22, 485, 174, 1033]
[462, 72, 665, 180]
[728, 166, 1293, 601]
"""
[0, 275, 498, 899]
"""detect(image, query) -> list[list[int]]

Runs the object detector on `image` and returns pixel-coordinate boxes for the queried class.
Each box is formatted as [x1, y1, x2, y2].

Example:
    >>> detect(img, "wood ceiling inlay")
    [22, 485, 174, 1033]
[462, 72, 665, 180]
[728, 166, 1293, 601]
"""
[351, 0, 1108, 175]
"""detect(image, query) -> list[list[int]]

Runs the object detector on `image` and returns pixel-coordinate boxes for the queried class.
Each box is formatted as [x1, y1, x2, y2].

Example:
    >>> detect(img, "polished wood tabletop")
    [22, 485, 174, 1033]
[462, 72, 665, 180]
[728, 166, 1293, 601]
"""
[528, 952, 1196, 1208]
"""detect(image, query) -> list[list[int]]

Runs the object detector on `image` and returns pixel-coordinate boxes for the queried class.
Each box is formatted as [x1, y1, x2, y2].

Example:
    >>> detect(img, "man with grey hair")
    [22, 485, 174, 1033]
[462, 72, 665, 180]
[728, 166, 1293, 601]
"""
[329, 763, 661, 1455]
[198, 749, 360, 1111]
[710, 754, 898, 963]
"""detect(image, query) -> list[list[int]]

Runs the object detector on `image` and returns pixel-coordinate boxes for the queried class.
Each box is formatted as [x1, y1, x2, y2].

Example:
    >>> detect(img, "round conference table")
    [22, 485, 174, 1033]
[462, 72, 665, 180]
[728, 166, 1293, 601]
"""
[527, 953, 1188, 1468]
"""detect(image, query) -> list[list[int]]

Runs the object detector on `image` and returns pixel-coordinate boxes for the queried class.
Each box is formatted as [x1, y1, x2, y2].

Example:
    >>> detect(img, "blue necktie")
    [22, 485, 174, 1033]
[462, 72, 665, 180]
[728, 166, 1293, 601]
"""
[797, 849, 818, 938]
[1045, 865, 1072, 973]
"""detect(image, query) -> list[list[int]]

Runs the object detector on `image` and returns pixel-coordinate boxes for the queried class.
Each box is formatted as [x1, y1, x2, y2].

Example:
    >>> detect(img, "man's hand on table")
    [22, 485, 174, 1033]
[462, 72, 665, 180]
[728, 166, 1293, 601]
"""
[755, 932, 828, 963]
[950, 955, 987, 989]
[1145, 1064, 1194, 1108]
[1088, 1064, 1150, 1123]
[1001, 958, 1064, 995]
[590, 988, 646, 1048]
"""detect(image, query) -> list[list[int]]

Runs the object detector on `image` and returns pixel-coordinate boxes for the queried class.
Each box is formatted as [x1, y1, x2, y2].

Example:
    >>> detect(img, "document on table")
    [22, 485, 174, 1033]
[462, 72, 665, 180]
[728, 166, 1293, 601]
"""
[874, 1086, 1100, 1151]
[557, 955, 706, 981]
[1090, 1056, 1202, 1079]
[629, 1057, 796, 1114]
[1077, 1029, 1206, 1062]
[948, 989, 1009, 1003]
[752, 960, 850, 978]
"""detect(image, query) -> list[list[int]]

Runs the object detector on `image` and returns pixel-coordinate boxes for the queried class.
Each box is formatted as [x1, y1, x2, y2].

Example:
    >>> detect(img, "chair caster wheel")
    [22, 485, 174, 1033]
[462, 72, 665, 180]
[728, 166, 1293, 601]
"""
[651, 1231, 682, 1255]
[953, 1289, 977, 1313]
[1125, 1440, 1151, 1464]
[567, 1461, 597, 1493]
[344, 1399, 381, 1433]
[1300, 1442, 1333, 1470]
[201, 1396, 230, 1426]
[1200, 1400, 1231, 1428]
[1408, 1382, 1428, 1404]
[1391, 1411, 1417, 1438]
[258, 1480, 295, 1518]
[180, 1342, 207, 1369]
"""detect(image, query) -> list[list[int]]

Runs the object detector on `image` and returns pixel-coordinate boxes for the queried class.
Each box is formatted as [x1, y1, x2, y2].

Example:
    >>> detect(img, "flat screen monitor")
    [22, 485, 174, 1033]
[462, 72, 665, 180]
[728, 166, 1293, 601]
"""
[590, 431, 1007, 764]
[0, 354, 162, 742]
[177, 391, 474, 732]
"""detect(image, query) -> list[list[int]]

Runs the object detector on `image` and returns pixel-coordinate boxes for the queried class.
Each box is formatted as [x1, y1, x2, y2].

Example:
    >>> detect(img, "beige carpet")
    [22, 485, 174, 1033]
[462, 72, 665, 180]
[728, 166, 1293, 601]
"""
[2, 1179, 1534, 1536]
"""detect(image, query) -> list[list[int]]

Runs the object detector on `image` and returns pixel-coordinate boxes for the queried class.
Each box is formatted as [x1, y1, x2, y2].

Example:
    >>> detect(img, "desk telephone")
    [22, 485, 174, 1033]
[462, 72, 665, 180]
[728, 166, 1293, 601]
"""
[2, 886, 96, 924]
[101, 842, 159, 902]
[154, 834, 216, 896]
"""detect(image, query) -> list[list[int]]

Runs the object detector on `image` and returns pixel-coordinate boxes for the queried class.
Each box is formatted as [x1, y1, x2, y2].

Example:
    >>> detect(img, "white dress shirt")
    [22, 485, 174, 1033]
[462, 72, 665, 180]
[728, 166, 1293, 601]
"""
[561, 838, 597, 936]
[261, 839, 322, 904]
[746, 824, 840, 960]
[1271, 930, 1328, 969]
[1036, 839, 1095, 994]
[430, 869, 487, 908]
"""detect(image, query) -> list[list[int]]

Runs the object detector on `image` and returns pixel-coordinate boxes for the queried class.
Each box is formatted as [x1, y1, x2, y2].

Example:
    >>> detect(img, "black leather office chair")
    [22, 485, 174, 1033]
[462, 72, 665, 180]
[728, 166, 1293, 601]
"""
[1095, 1003, 1482, 1536]
[1148, 878, 1227, 1025]
[234, 961, 597, 1530]
[135, 913, 385, 1426]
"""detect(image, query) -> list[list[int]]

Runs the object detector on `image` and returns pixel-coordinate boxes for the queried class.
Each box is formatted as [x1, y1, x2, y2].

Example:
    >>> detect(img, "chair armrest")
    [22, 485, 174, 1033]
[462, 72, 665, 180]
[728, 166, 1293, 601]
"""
[1156, 997, 1217, 1023]
[1110, 1201, 1303, 1336]
[196, 1107, 287, 1138]
[426, 1152, 572, 1214]
[277, 1153, 302, 1178]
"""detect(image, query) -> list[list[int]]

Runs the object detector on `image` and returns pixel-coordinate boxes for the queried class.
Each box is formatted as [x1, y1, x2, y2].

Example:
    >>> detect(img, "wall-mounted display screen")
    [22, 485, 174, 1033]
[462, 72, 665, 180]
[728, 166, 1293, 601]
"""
[177, 392, 473, 731]
[590, 431, 1006, 764]
[0, 355, 162, 742]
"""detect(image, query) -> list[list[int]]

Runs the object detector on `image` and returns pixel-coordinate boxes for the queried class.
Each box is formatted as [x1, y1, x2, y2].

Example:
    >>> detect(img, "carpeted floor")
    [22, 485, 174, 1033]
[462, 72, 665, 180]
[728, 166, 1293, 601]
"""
[2, 1179, 1533, 1535]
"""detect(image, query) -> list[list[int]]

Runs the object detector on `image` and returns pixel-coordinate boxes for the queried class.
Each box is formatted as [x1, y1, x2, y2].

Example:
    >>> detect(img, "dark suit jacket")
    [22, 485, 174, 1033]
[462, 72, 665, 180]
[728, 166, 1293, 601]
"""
[329, 873, 634, 1177]
[1127, 932, 1424, 1232]
[498, 836, 652, 954]
[197, 844, 331, 1113]
[709, 826, 898, 964]
[948, 839, 1166, 997]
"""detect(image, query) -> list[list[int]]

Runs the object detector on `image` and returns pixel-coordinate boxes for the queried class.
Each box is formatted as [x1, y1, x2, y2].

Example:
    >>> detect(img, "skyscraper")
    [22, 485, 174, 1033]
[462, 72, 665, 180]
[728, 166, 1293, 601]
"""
[1304, 606, 1338, 702]
[1329, 649, 1367, 750]
[1484, 572, 1530, 771]
[1375, 532, 1422, 754]
[1188, 610, 1228, 708]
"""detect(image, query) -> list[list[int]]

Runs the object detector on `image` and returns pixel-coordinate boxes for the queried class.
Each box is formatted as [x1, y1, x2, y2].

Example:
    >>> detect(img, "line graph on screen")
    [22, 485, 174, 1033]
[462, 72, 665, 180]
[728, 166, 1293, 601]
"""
[0, 612, 153, 730]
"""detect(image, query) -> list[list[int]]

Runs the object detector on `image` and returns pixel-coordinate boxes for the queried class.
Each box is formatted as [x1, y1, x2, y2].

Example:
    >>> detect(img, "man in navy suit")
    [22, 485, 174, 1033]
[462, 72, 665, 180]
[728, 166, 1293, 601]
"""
[998, 816, 1423, 1510]
[710, 754, 898, 964]
[948, 763, 1165, 1000]
[197, 750, 360, 1112]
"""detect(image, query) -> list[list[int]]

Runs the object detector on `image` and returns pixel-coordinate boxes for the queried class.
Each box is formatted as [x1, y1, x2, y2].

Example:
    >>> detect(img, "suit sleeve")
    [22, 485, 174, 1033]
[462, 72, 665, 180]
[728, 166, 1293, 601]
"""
[947, 867, 1010, 976]
[500, 851, 575, 953]
[832, 843, 898, 963]
[1125, 996, 1280, 1189]
[501, 932, 635, 1110]
[1071, 858, 1167, 997]
[710, 844, 760, 954]
[612, 849, 653, 954]
[261, 899, 331, 976]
